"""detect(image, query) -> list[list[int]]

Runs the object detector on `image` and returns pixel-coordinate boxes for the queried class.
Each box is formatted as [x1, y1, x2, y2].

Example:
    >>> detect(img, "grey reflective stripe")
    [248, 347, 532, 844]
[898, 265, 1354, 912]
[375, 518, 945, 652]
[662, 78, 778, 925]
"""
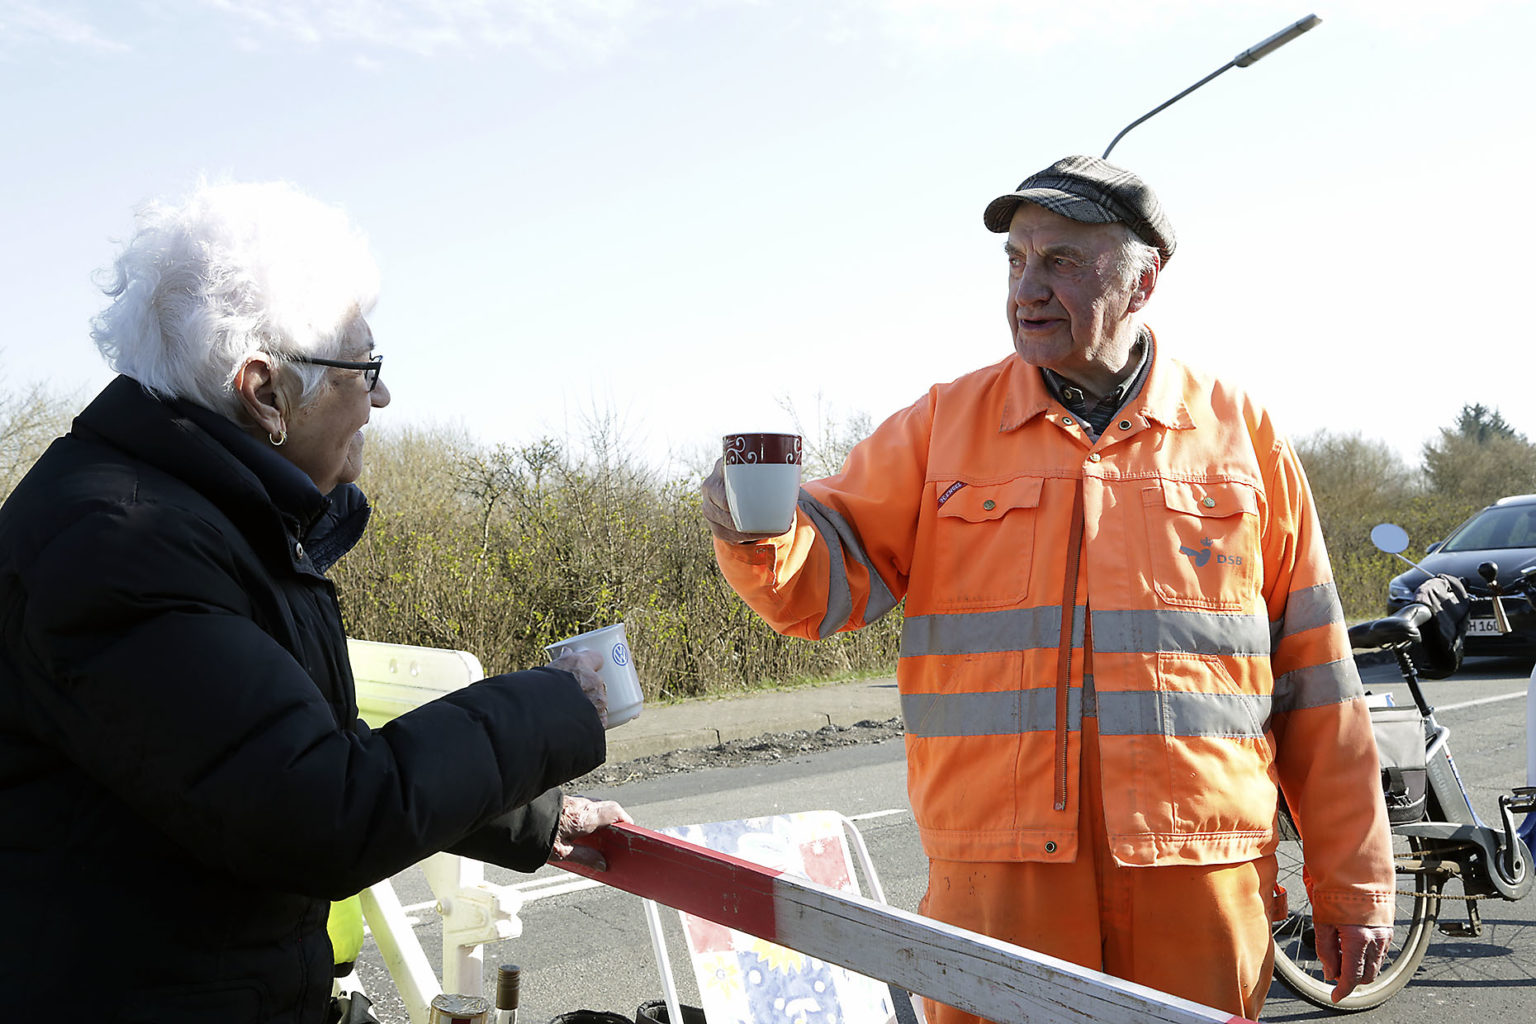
[899, 606, 1085, 657]
[1272, 582, 1345, 644]
[1091, 608, 1271, 657]
[901, 607, 1268, 659]
[902, 687, 1268, 738]
[902, 688, 1083, 737]
[798, 492, 899, 639]
[1097, 690, 1270, 738]
[1273, 657, 1363, 713]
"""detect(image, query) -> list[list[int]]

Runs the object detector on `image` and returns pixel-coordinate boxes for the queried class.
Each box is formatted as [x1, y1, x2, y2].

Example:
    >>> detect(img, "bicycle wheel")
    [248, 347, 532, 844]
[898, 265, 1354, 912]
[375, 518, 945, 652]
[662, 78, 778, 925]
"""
[1270, 811, 1441, 1010]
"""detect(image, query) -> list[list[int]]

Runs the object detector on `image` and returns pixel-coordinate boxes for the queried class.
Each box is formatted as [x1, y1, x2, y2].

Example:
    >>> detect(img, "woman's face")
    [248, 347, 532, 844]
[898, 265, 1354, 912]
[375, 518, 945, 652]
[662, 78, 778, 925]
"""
[282, 320, 390, 494]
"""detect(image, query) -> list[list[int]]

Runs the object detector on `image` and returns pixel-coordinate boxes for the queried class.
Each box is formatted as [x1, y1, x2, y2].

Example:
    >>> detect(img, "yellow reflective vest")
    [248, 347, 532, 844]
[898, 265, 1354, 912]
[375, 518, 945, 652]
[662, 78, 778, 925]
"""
[713, 338, 1396, 926]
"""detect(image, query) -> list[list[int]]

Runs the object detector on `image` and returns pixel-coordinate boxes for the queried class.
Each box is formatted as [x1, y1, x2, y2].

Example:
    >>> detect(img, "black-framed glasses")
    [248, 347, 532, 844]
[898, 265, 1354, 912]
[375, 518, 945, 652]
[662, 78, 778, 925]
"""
[290, 353, 384, 391]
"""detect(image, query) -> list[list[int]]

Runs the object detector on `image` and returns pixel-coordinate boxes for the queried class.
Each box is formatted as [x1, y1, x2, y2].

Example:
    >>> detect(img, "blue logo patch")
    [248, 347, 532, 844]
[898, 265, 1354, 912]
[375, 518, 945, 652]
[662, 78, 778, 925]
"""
[1179, 537, 1213, 567]
[1180, 537, 1243, 568]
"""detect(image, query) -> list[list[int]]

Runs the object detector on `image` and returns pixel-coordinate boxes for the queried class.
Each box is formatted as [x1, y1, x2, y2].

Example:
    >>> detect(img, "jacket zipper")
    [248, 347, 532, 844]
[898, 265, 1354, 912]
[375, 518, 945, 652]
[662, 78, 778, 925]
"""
[1054, 479, 1085, 811]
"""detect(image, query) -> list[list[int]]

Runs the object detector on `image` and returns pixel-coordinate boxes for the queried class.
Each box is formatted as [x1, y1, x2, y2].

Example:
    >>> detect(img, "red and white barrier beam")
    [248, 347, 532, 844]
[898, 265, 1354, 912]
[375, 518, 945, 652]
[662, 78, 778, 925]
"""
[560, 823, 1255, 1024]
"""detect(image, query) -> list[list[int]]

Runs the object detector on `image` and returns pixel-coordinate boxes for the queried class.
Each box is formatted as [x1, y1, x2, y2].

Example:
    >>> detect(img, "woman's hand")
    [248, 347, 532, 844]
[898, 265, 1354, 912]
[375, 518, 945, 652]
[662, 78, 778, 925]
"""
[547, 795, 633, 870]
[548, 647, 608, 726]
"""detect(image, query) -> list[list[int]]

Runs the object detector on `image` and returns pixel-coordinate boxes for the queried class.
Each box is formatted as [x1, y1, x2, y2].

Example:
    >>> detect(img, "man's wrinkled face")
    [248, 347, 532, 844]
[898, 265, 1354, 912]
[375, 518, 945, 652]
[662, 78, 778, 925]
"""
[1005, 203, 1150, 383]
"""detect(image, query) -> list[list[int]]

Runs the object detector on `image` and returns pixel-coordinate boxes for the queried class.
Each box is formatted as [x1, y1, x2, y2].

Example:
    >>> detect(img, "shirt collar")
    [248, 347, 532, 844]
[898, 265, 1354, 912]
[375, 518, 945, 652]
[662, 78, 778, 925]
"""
[999, 326, 1193, 433]
[1040, 330, 1149, 411]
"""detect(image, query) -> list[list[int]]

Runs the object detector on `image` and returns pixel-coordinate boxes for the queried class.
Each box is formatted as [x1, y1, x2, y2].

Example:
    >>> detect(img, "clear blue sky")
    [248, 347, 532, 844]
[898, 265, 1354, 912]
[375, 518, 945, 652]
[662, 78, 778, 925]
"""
[3, 1, 1531, 476]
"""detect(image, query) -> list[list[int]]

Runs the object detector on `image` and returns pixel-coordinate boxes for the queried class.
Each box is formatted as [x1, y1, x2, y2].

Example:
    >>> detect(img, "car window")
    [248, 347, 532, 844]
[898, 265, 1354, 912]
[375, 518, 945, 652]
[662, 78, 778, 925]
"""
[1442, 505, 1536, 552]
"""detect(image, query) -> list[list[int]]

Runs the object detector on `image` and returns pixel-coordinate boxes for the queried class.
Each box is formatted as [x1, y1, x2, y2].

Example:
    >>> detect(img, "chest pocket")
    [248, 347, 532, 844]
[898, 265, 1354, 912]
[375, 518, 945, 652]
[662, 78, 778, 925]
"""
[1143, 479, 1261, 611]
[930, 476, 1043, 610]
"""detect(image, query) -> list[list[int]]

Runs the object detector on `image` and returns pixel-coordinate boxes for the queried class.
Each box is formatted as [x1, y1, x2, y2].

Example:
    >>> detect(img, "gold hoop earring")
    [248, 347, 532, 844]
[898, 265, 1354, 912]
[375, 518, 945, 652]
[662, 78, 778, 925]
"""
[269, 429, 287, 447]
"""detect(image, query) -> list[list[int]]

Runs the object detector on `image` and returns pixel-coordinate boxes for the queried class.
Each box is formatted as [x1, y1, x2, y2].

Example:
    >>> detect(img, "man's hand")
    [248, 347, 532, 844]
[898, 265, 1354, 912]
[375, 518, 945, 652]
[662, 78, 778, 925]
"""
[547, 796, 633, 871]
[700, 457, 786, 544]
[548, 647, 607, 726]
[1315, 922, 1392, 1002]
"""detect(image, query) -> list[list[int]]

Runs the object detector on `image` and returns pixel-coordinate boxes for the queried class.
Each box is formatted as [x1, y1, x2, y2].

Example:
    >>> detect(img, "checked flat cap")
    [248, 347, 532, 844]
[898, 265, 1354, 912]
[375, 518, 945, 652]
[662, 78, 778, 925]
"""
[983, 155, 1176, 265]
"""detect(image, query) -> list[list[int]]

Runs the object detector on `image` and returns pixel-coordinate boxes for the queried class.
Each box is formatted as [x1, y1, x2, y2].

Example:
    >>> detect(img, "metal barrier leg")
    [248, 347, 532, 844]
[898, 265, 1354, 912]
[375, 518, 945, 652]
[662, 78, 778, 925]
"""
[360, 880, 442, 1024]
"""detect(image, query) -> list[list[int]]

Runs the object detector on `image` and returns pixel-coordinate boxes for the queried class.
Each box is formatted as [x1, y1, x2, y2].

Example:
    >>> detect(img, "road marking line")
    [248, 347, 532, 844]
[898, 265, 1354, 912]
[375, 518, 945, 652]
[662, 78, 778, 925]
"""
[518, 877, 601, 900]
[1437, 690, 1528, 712]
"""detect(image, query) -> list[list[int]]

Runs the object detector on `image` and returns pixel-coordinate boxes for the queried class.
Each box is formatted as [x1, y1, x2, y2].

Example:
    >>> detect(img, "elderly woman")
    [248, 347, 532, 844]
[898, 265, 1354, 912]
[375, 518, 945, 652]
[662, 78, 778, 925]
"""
[0, 181, 627, 1021]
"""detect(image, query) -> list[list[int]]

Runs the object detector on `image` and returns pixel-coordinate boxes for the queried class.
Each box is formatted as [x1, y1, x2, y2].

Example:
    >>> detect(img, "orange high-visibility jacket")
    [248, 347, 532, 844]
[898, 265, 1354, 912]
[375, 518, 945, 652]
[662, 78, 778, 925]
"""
[714, 339, 1395, 926]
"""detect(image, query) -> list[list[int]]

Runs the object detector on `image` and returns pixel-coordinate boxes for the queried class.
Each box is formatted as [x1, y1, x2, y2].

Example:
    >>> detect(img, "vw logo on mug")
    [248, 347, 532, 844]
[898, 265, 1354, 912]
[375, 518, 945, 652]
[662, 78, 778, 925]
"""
[542, 622, 643, 729]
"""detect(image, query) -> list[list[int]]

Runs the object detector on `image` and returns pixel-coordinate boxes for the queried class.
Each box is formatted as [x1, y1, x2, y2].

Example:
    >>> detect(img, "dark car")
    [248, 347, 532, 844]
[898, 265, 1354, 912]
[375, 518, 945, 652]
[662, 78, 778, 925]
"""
[1386, 493, 1536, 658]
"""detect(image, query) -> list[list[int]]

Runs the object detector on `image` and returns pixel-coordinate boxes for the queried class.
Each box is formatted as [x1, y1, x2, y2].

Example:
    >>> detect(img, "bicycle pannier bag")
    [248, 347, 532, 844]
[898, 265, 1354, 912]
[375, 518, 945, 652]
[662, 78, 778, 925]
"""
[1370, 705, 1427, 825]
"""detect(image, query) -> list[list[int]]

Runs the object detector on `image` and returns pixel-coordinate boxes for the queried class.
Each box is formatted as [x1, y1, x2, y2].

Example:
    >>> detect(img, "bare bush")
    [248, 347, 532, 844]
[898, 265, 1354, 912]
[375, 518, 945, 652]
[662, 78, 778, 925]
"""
[1295, 430, 1424, 618]
[1297, 410, 1536, 620]
[0, 369, 74, 497]
[333, 423, 899, 702]
[777, 392, 875, 479]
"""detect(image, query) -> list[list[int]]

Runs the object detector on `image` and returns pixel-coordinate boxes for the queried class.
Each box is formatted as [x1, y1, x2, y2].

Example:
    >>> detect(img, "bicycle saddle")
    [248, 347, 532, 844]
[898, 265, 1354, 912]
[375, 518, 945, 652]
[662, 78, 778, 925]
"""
[1347, 603, 1431, 649]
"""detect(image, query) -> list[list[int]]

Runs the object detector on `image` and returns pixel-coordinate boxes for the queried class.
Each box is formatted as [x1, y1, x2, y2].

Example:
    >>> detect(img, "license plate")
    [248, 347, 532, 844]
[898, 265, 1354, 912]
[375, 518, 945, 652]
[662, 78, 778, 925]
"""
[1468, 617, 1502, 636]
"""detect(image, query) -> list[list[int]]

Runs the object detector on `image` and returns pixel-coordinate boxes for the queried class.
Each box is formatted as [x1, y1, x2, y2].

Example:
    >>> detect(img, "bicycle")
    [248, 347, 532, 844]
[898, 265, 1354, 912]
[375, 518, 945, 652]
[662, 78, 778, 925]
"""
[1269, 559, 1536, 1010]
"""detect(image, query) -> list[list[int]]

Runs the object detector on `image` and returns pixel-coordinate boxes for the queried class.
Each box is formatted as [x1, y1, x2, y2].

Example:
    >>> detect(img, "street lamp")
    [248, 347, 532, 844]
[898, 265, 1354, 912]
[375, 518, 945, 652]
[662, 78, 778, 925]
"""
[1101, 14, 1322, 160]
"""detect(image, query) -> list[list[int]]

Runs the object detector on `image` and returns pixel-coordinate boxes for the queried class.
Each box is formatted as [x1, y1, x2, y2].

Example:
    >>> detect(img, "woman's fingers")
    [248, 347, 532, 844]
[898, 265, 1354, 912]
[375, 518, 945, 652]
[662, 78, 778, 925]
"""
[547, 796, 633, 871]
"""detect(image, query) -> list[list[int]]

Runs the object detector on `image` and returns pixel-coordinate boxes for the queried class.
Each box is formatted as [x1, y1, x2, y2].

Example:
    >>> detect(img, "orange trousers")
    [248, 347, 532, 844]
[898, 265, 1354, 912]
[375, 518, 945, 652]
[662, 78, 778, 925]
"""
[919, 718, 1276, 1022]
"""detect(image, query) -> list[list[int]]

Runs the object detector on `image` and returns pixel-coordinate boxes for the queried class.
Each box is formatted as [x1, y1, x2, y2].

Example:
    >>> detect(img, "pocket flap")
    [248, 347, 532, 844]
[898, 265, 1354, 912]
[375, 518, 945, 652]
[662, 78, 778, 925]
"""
[937, 477, 1044, 523]
[1158, 479, 1258, 518]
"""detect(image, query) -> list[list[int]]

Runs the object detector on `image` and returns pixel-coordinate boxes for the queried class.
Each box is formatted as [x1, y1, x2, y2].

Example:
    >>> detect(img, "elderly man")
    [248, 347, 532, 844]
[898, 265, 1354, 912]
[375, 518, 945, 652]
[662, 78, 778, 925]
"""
[701, 155, 1395, 1019]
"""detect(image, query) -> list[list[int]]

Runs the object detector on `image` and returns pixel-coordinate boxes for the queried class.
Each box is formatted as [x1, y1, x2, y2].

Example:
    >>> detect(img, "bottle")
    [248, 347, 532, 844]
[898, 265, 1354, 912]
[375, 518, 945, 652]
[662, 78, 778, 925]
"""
[495, 963, 521, 1024]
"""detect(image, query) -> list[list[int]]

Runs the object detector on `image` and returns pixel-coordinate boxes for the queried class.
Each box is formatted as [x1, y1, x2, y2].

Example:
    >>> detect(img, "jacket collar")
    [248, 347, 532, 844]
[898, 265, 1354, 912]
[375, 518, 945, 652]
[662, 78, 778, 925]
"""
[172, 395, 330, 534]
[998, 326, 1193, 433]
[71, 376, 369, 570]
[174, 396, 372, 569]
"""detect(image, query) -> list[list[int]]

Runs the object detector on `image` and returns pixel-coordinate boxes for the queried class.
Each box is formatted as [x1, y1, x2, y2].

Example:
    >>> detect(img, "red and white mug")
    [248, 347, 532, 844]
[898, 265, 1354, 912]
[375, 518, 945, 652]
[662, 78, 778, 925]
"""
[722, 432, 802, 534]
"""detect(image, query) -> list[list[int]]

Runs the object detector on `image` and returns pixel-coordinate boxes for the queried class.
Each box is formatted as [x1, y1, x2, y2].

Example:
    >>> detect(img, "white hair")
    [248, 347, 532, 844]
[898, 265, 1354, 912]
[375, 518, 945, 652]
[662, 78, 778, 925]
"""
[89, 180, 380, 420]
[1112, 225, 1160, 292]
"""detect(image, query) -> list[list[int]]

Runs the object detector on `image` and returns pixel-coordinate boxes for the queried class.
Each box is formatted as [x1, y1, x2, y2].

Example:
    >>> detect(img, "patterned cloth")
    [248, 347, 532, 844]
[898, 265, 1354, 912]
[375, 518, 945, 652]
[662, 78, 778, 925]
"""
[663, 814, 895, 1024]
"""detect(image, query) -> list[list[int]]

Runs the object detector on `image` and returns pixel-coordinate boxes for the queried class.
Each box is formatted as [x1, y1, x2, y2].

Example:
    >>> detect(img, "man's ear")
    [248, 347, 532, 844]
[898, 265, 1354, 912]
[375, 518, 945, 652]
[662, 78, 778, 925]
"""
[233, 356, 286, 438]
[1126, 259, 1159, 313]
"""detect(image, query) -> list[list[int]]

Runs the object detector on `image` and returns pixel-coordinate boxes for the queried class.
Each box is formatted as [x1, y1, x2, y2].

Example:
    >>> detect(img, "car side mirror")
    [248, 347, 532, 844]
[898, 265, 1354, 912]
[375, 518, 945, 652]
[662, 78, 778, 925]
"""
[1426, 541, 1443, 554]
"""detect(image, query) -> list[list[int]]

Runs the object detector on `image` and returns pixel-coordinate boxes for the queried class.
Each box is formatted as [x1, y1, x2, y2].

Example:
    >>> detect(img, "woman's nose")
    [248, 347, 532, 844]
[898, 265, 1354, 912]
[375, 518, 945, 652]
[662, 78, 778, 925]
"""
[371, 377, 392, 407]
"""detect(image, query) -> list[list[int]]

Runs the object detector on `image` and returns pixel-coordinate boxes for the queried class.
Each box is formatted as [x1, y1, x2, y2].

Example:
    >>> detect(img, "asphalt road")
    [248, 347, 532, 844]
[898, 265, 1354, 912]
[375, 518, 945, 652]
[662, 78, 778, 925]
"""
[352, 656, 1535, 1024]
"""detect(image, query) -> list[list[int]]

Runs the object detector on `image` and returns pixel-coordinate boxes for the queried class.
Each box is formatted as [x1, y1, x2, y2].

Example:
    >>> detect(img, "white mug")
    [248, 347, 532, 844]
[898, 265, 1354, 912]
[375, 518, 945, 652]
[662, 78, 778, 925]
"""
[543, 622, 643, 729]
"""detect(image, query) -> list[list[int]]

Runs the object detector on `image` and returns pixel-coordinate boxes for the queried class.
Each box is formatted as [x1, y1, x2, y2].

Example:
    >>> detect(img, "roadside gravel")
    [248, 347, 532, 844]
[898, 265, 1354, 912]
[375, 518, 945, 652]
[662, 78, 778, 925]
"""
[569, 716, 906, 788]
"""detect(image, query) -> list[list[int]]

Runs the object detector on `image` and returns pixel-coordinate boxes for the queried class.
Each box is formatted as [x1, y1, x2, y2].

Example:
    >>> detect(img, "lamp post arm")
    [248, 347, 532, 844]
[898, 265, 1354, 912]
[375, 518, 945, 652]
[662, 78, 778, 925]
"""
[1101, 61, 1236, 160]
[1101, 13, 1322, 160]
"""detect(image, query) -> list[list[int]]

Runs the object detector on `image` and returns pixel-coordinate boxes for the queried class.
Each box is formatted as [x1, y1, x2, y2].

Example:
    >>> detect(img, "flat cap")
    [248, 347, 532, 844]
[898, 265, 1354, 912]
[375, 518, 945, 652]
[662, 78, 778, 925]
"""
[983, 154, 1175, 265]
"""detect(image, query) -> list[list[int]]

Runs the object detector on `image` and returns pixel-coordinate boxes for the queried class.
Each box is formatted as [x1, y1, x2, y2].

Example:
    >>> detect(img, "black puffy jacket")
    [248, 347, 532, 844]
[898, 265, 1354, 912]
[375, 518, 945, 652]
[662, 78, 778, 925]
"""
[0, 376, 605, 1021]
